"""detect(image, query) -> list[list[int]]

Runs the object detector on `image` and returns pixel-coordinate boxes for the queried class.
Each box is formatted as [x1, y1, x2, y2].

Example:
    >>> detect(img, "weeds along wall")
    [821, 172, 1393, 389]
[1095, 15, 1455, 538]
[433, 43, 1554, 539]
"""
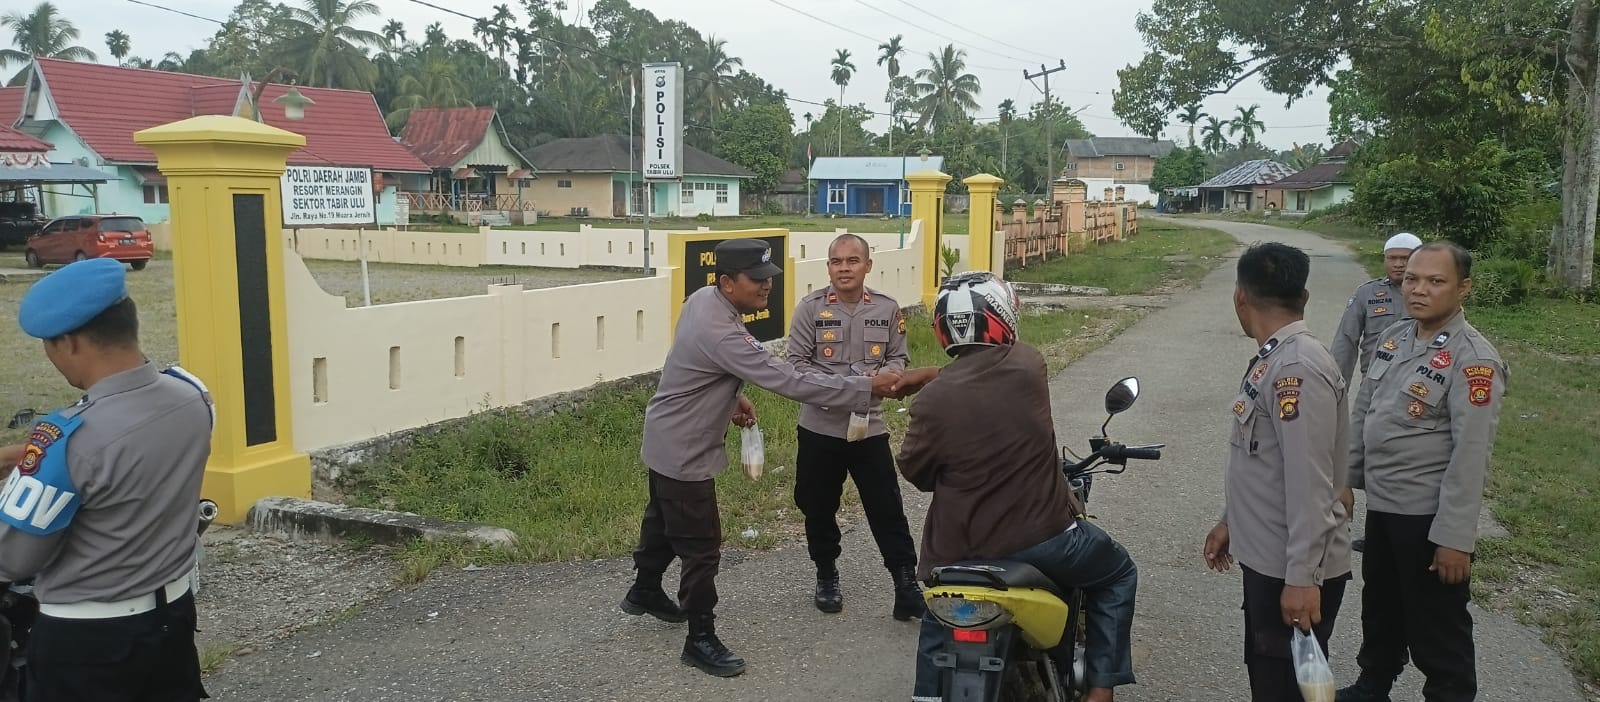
[279, 221, 938, 452]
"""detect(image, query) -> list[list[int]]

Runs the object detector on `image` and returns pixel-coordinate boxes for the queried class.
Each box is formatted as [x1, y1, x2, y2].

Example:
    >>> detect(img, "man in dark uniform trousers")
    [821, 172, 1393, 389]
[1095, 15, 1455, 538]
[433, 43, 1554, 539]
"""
[1205, 243, 1354, 700]
[622, 238, 909, 677]
[785, 234, 922, 619]
[1338, 241, 1507, 702]
[1331, 232, 1420, 554]
[0, 258, 215, 702]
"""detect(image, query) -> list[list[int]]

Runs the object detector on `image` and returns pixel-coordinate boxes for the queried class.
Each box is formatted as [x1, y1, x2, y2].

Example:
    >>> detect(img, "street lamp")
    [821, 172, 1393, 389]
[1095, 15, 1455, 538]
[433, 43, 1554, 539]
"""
[898, 144, 931, 248]
[273, 86, 316, 121]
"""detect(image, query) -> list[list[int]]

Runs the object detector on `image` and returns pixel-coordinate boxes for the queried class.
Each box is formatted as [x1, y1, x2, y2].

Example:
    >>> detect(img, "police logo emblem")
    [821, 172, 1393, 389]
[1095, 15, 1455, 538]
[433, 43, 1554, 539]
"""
[1277, 393, 1300, 421]
[822, 345, 835, 359]
[655, 75, 666, 88]
[871, 344, 882, 357]
[761, 247, 772, 263]
[1431, 350, 1452, 369]
[1407, 399, 1426, 418]
[1250, 363, 1268, 382]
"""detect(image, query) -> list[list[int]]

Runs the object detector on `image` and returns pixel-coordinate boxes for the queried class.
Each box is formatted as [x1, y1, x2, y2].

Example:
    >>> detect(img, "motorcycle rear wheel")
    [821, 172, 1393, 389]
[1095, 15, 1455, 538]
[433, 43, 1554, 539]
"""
[1000, 650, 1073, 702]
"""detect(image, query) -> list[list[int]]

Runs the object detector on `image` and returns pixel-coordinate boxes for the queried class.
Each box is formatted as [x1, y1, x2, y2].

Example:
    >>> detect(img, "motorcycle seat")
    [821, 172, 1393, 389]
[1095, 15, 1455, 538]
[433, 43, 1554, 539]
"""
[930, 560, 1064, 598]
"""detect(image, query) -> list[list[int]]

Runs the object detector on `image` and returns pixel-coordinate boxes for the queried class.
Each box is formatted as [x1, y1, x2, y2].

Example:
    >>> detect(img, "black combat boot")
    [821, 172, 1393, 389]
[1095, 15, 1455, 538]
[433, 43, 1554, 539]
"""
[1335, 673, 1394, 702]
[891, 565, 925, 621]
[815, 565, 843, 613]
[682, 613, 746, 677]
[620, 575, 686, 623]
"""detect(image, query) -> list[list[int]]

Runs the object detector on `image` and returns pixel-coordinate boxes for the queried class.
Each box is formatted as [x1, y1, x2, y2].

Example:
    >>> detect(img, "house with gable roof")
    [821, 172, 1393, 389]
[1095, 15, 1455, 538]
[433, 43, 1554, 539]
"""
[3, 58, 431, 225]
[397, 106, 537, 223]
[1195, 159, 1298, 211]
[1266, 140, 1359, 214]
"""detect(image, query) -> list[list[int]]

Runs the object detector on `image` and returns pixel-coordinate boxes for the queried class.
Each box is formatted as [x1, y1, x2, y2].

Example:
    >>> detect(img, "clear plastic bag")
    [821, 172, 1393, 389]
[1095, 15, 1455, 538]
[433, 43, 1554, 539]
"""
[1292, 627, 1336, 702]
[740, 424, 764, 480]
[846, 412, 870, 442]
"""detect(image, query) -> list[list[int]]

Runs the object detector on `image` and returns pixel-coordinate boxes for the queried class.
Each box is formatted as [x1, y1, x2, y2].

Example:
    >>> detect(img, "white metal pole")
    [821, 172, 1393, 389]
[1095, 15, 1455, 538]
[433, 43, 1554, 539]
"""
[359, 227, 372, 307]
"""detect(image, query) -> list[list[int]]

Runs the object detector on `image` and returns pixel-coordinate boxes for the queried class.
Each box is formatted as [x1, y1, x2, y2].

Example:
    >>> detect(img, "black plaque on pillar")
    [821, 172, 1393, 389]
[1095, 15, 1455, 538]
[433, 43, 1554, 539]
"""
[232, 194, 278, 446]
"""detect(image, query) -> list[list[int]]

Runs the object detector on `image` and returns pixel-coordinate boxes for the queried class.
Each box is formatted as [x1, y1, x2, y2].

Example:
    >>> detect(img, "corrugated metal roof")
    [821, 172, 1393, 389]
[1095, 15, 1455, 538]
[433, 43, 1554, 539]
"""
[1273, 161, 1349, 188]
[399, 107, 500, 169]
[1065, 137, 1177, 158]
[27, 58, 431, 173]
[0, 163, 111, 183]
[807, 156, 946, 181]
[1199, 160, 1297, 189]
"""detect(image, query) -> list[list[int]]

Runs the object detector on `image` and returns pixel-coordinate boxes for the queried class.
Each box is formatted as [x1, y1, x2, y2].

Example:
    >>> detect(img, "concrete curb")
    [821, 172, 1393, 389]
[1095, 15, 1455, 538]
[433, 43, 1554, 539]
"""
[1009, 281, 1110, 297]
[246, 496, 518, 549]
[0, 268, 46, 284]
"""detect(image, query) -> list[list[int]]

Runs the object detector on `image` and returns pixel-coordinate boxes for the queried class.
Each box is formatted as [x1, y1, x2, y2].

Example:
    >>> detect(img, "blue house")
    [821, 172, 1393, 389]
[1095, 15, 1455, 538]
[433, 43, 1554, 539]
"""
[807, 155, 945, 216]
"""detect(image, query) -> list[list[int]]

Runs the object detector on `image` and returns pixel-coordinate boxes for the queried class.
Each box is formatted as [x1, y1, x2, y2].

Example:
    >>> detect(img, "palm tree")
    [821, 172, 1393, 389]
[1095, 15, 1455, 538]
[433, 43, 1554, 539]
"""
[1228, 104, 1265, 147]
[1, 2, 95, 69]
[694, 35, 743, 126]
[830, 49, 855, 156]
[911, 45, 982, 135]
[381, 19, 406, 47]
[285, 0, 385, 89]
[878, 35, 904, 149]
[998, 98, 1017, 171]
[104, 30, 130, 65]
[1288, 142, 1325, 170]
[1200, 116, 1229, 154]
[386, 53, 472, 129]
[488, 4, 516, 67]
[1178, 104, 1206, 147]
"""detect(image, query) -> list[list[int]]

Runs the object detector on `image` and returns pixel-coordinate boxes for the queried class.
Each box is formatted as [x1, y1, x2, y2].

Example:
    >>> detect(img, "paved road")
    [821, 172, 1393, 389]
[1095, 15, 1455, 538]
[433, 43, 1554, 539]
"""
[205, 219, 1589, 701]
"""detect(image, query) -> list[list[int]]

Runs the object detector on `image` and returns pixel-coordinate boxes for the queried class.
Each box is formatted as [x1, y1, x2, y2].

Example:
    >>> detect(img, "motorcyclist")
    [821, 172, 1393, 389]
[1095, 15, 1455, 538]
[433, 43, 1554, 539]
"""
[894, 271, 1139, 702]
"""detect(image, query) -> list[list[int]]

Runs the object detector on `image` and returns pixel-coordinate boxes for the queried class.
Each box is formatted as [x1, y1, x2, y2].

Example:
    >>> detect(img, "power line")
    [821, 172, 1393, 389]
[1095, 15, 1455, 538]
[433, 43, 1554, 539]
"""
[124, 0, 224, 25]
[762, 0, 885, 45]
[847, 0, 1036, 66]
[883, 0, 1058, 63]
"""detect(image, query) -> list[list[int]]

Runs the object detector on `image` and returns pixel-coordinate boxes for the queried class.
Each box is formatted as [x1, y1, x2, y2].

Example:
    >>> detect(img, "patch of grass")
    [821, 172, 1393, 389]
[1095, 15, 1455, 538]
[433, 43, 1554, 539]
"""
[1005, 221, 1236, 294]
[1305, 217, 1600, 685]
[199, 644, 240, 674]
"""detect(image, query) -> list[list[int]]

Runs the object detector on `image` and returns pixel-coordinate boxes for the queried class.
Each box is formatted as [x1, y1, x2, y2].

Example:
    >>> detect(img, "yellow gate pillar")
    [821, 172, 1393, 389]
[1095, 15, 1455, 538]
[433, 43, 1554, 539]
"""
[908, 169, 953, 309]
[134, 115, 312, 523]
[962, 174, 1004, 275]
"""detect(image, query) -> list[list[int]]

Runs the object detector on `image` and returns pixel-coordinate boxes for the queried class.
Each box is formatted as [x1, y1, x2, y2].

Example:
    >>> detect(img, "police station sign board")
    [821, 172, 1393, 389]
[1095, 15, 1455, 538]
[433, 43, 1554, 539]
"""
[642, 62, 684, 180]
[681, 234, 788, 342]
[281, 166, 376, 226]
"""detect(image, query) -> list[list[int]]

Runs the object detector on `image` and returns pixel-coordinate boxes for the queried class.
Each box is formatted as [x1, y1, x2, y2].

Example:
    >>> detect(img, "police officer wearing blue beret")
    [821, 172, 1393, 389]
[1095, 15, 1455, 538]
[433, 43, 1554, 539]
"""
[0, 258, 215, 702]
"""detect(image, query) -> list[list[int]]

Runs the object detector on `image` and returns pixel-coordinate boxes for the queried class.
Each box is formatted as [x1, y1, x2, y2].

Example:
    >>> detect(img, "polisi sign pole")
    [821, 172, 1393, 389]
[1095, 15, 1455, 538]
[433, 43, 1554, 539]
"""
[642, 62, 684, 275]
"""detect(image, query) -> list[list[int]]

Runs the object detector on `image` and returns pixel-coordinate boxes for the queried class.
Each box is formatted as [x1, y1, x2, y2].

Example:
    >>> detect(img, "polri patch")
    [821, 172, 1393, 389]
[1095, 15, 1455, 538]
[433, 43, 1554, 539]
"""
[1276, 389, 1300, 421]
[744, 334, 764, 351]
[1465, 365, 1494, 406]
[1250, 363, 1269, 382]
[1431, 350, 1452, 369]
[1407, 399, 1425, 418]
[1274, 376, 1302, 390]
[822, 345, 835, 359]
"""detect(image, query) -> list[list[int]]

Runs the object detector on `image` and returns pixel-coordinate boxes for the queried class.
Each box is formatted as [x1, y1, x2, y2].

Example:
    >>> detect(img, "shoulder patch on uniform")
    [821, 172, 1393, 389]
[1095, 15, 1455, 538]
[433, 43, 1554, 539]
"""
[896, 309, 907, 335]
[1276, 390, 1301, 421]
[744, 334, 765, 352]
[1464, 364, 1495, 407]
[0, 413, 84, 535]
[1274, 376, 1302, 390]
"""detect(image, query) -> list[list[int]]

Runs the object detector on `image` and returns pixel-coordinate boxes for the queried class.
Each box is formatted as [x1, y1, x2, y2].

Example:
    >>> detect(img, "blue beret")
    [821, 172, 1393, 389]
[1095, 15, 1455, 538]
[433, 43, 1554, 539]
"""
[18, 258, 129, 339]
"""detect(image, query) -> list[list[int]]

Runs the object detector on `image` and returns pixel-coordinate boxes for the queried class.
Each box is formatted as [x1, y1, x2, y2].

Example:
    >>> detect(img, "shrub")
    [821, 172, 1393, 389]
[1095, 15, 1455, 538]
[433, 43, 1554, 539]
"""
[761, 199, 785, 216]
[1470, 257, 1540, 307]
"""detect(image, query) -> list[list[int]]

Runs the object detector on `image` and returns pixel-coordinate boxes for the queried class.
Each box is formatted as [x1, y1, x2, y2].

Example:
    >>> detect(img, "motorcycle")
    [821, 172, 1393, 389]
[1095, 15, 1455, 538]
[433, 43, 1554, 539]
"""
[921, 376, 1163, 702]
[0, 498, 219, 700]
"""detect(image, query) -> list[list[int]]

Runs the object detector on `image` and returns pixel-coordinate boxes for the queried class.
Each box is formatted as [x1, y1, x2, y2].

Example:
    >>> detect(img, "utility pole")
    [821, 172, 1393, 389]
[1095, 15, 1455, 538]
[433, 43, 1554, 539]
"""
[1025, 60, 1068, 191]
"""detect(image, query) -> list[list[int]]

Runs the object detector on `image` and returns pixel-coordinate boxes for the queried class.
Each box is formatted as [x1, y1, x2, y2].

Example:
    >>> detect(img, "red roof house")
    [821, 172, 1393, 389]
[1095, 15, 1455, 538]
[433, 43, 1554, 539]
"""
[397, 106, 536, 216]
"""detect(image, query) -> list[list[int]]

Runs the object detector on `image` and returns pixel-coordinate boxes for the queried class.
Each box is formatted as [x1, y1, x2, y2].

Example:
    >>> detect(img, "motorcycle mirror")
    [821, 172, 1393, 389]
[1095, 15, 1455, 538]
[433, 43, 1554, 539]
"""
[1104, 377, 1141, 415]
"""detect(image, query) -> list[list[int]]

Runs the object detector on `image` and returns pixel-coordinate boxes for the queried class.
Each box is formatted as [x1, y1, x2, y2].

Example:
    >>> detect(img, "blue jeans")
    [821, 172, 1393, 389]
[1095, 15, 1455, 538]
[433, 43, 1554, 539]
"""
[911, 519, 1139, 699]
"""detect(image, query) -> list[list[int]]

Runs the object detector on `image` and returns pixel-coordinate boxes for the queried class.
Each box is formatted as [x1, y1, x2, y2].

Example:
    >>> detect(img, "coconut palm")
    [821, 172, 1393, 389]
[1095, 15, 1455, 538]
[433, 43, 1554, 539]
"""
[878, 34, 905, 149]
[386, 53, 472, 129]
[911, 45, 982, 135]
[1, 2, 96, 69]
[999, 98, 1017, 171]
[1201, 116, 1229, 153]
[694, 35, 743, 126]
[285, 0, 385, 89]
[1228, 104, 1265, 147]
[381, 19, 406, 46]
[1178, 104, 1206, 147]
[830, 49, 855, 156]
[103, 30, 130, 65]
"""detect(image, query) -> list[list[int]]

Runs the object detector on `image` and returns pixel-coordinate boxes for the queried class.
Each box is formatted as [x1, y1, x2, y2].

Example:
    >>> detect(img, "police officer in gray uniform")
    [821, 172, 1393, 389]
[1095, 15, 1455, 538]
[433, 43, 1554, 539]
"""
[786, 234, 921, 620]
[0, 258, 213, 702]
[622, 238, 908, 678]
[1331, 232, 1422, 382]
[1338, 241, 1507, 702]
[1206, 243, 1353, 701]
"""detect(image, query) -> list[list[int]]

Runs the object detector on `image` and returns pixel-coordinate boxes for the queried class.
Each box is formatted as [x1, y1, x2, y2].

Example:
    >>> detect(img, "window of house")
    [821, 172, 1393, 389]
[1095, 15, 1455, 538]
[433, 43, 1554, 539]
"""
[1114, 162, 1126, 171]
[142, 184, 168, 204]
[681, 186, 695, 204]
[715, 183, 729, 204]
[1295, 192, 1308, 211]
[557, 179, 573, 189]
[900, 186, 912, 205]
[1065, 163, 1078, 171]
[827, 185, 845, 205]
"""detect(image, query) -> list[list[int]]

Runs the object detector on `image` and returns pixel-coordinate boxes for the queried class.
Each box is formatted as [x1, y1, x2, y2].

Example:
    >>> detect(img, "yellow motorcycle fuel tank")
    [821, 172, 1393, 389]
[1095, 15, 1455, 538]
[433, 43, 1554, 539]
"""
[924, 586, 1071, 649]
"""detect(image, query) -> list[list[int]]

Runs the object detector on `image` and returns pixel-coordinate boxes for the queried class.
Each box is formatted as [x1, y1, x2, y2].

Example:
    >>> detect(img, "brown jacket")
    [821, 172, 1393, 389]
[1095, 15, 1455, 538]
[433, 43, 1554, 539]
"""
[897, 342, 1081, 582]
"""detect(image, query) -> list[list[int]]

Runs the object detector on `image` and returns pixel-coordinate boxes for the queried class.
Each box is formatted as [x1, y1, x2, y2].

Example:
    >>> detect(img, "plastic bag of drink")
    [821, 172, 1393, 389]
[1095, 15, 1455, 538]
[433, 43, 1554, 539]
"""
[1292, 627, 1335, 702]
[741, 424, 765, 480]
[846, 412, 870, 442]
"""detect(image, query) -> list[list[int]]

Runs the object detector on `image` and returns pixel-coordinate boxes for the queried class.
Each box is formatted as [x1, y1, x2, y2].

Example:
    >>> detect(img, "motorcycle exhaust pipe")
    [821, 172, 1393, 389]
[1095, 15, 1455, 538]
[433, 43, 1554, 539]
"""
[197, 499, 219, 536]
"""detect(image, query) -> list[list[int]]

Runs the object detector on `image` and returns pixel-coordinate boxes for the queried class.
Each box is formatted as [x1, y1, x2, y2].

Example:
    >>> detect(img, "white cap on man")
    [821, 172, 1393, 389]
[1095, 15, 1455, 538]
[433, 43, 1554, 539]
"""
[1384, 232, 1423, 251]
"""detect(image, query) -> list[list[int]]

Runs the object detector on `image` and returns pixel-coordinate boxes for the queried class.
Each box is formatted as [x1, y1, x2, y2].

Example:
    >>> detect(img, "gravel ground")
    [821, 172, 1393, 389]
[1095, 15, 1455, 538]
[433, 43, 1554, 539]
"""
[198, 218, 1594, 701]
[299, 260, 640, 306]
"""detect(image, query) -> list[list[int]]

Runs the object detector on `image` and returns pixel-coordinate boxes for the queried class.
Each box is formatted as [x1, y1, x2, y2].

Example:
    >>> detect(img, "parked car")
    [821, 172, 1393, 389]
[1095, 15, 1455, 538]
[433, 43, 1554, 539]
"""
[24, 214, 154, 271]
[0, 202, 47, 249]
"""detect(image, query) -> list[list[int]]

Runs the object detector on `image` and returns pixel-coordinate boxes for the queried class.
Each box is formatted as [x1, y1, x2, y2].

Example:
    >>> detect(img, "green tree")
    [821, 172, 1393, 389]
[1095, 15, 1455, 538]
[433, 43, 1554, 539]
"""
[1200, 116, 1229, 153]
[1228, 104, 1264, 147]
[998, 98, 1017, 171]
[104, 30, 130, 65]
[1177, 104, 1206, 147]
[1150, 145, 1208, 191]
[1, 1, 96, 70]
[691, 34, 742, 126]
[830, 49, 856, 156]
[286, 0, 385, 89]
[911, 45, 982, 135]
[716, 102, 794, 194]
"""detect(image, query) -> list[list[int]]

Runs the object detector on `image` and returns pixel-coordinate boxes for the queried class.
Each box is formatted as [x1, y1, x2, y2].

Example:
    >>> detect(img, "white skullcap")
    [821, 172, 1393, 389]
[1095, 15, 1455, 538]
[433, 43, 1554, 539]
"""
[1384, 232, 1423, 251]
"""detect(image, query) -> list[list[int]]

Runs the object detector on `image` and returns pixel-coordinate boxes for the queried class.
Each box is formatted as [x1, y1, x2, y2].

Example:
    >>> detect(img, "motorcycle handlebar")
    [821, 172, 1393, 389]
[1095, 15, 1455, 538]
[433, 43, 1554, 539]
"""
[1117, 446, 1163, 461]
[1065, 442, 1164, 474]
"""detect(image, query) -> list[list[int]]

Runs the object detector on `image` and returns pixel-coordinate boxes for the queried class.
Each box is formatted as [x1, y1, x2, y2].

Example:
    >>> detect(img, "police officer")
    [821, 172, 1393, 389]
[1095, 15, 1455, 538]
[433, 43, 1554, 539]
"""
[622, 238, 908, 678]
[1331, 232, 1422, 382]
[1337, 241, 1506, 702]
[785, 234, 922, 620]
[1205, 243, 1353, 701]
[0, 258, 214, 702]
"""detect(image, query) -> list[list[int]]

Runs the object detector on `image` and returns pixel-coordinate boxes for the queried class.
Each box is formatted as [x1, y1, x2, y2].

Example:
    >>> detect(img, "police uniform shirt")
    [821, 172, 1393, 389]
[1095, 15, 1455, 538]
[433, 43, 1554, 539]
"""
[1225, 321, 1352, 587]
[1331, 277, 1409, 381]
[641, 285, 875, 482]
[785, 286, 909, 440]
[1348, 311, 1507, 554]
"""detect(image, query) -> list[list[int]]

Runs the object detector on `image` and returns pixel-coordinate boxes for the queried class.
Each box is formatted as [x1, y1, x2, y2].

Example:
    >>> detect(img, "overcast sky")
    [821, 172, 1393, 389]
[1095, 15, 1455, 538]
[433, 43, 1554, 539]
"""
[61, 0, 1336, 149]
